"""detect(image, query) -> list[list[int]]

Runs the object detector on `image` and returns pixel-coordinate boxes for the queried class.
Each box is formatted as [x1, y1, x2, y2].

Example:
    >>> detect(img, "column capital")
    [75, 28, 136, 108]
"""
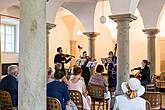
[46, 23, 56, 31]
[83, 32, 100, 38]
[142, 28, 160, 37]
[109, 13, 137, 22]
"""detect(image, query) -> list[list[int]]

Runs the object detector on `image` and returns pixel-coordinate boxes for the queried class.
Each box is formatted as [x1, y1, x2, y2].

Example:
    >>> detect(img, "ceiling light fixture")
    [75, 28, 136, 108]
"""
[99, 0, 106, 24]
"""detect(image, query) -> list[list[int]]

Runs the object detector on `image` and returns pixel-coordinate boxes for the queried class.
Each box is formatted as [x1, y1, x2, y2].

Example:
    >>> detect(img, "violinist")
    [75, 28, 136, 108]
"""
[131, 59, 151, 86]
[54, 47, 72, 74]
[80, 51, 91, 86]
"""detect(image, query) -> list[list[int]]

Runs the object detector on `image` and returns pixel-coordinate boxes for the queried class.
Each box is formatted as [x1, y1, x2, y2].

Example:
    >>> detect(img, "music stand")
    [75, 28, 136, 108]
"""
[101, 58, 107, 64]
[76, 59, 85, 66]
[101, 58, 112, 64]
[86, 61, 97, 68]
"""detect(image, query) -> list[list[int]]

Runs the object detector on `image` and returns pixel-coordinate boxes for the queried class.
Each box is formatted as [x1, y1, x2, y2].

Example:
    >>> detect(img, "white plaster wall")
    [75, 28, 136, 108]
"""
[2, 53, 19, 63]
[46, 0, 65, 23]
[72, 20, 88, 59]
[95, 25, 113, 64]
[49, 18, 70, 68]
[129, 10, 147, 70]
[138, 0, 165, 28]
[62, 2, 97, 31]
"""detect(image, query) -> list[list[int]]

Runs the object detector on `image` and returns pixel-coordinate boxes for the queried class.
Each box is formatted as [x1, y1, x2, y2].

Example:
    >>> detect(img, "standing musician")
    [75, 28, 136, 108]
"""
[80, 51, 91, 86]
[131, 59, 151, 86]
[54, 47, 73, 74]
[105, 51, 117, 89]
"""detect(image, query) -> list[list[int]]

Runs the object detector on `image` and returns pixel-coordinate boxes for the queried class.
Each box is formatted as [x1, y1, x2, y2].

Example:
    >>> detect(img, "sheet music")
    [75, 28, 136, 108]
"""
[76, 59, 85, 66]
[86, 61, 97, 68]
[101, 58, 107, 64]
[107, 58, 112, 63]
[101, 58, 112, 64]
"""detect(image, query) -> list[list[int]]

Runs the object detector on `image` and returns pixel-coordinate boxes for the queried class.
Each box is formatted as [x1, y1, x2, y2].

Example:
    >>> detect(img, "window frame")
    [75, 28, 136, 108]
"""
[0, 23, 17, 53]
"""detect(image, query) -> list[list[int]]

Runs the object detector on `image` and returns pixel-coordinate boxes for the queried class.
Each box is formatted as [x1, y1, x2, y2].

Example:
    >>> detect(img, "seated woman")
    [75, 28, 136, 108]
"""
[68, 66, 91, 110]
[113, 78, 146, 110]
[131, 59, 151, 86]
[47, 70, 77, 110]
[88, 64, 111, 108]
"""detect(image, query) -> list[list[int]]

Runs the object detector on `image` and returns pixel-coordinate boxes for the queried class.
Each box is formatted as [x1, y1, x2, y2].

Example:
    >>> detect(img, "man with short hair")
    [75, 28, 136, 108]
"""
[0, 65, 19, 107]
[54, 47, 72, 74]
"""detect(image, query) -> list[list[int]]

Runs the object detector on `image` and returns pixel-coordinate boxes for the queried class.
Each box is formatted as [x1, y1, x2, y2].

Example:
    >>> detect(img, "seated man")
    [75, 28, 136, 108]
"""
[0, 65, 19, 107]
[47, 70, 75, 110]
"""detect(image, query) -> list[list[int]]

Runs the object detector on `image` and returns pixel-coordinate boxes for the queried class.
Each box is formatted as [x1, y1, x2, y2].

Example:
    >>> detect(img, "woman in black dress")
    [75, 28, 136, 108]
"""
[131, 59, 151, 86]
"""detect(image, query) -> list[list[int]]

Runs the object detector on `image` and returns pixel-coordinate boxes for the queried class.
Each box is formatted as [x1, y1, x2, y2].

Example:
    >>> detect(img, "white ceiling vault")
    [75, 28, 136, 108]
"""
[0, 0, 165, 31]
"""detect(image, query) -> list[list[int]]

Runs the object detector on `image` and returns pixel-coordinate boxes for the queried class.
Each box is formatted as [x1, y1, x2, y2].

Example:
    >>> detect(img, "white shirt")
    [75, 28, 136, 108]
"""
[113, 95, 146, 110]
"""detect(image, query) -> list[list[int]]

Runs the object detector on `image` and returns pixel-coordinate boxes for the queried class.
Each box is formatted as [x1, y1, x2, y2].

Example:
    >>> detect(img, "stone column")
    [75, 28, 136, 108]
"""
[83, 32, 100, 74]
[143, 29, 160, 76]
[109, 14, 137, 95]
[19, 0, 46, 109]
[70, 40, 77, 67]
[46, 23, 56, 67]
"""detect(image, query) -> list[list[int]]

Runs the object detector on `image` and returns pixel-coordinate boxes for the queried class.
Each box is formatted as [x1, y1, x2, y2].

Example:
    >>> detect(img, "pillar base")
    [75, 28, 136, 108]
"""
[114, 90, 123, 96]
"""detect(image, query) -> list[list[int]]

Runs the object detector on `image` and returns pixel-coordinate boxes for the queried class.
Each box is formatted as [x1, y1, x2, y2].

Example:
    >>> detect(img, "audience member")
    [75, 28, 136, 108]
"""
[47, 70, 77, 110]
[113, 78, 146, 110]
[89, 64, 109, 92]
[68, 66, 91, 110]
[0, 65, 19, 107]
[47, 67, 54, 83]
[88, 64, 111, 109]
[54, 63, 62, 71]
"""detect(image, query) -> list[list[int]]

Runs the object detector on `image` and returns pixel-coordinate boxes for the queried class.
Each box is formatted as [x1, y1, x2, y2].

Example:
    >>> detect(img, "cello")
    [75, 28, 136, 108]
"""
[130, 70, 142, 80]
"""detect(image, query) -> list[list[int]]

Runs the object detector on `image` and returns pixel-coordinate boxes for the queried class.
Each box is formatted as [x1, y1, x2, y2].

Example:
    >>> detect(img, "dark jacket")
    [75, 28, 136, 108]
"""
[0, 75, 18, 107]
[54, 54, 71, 74]
[134, 66, 151, 85]
[47, 81, 70, 110]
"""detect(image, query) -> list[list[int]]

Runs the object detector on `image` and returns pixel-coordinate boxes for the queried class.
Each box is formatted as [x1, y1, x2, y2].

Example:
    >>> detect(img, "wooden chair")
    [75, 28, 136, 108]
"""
[47, 97, 62, 110]
[146, 100, 151, 110]
[156, 72, 165, 89]
[146, 75, 157, 91]
[87, 84, 106, 110]
[69, 90, 83, 110]
[141, 92, 162, 110]
[0, 90, 17, 110]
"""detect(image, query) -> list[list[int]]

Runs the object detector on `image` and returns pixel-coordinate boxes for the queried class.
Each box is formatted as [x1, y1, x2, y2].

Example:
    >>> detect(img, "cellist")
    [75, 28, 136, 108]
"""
[131, 59, 151, 86]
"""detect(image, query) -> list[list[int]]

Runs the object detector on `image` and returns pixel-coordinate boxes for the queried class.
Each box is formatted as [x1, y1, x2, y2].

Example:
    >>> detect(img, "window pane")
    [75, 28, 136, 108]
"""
[5, 43, 14, 52]
[6, 35, 13, 43]
[1, 23, 16, 52]
[5, 25, 12, 34]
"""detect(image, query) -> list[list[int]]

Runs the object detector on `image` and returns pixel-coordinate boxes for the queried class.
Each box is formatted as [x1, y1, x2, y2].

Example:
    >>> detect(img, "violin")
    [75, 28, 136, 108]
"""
[61, 54, 75, 58]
